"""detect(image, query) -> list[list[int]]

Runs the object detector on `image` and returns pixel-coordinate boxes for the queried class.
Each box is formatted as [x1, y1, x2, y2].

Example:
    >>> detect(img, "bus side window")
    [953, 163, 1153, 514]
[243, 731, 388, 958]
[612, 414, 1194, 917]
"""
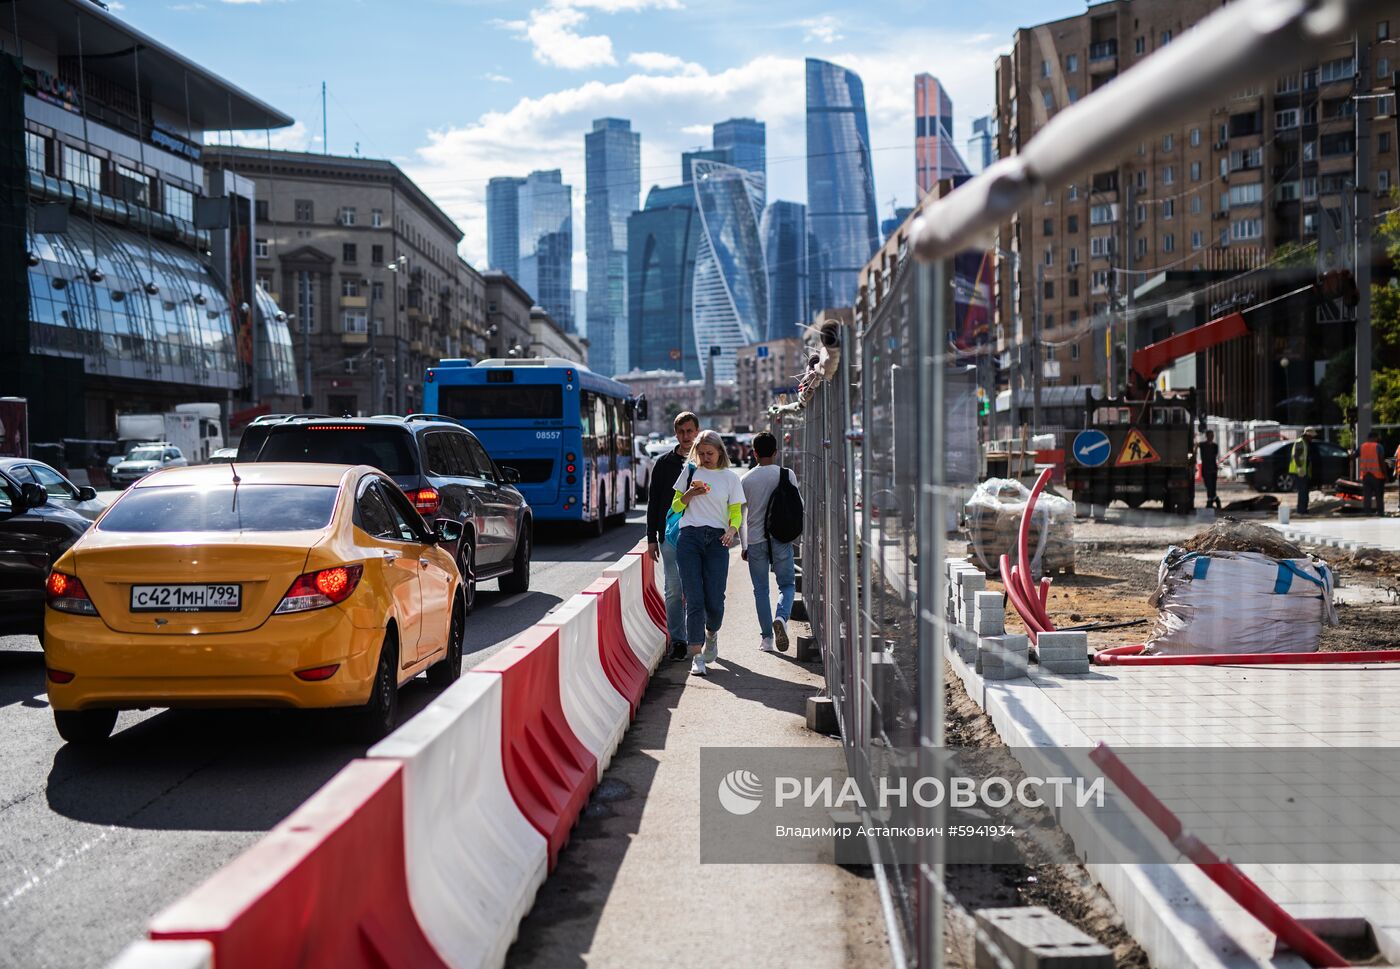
[580, 391, 594, 458]
[595, 395, 609, 457]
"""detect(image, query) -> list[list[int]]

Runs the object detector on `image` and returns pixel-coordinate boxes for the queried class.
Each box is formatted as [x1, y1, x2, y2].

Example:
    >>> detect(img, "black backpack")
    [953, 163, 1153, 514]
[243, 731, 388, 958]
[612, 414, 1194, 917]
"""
[766, 468, 803, 544]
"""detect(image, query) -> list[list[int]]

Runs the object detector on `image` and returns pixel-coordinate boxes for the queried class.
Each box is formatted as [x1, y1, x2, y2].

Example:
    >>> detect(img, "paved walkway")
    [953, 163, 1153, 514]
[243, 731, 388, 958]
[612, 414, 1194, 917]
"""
[506, 547, 890, 969]
[1277, 514, 1400, 553]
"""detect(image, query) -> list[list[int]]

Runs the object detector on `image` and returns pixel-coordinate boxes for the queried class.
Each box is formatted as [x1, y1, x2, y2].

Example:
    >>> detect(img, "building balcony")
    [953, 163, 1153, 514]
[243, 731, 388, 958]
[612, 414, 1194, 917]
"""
[340, 295, 368, 308]
[342, 332, 368, 346]
[411, 339, 424, 353]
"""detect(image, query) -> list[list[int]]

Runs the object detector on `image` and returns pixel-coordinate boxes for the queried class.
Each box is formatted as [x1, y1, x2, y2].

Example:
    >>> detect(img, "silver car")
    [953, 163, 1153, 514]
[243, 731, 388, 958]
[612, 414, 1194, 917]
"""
[0, 458, 108, 521]
[109, 444, 188, 488]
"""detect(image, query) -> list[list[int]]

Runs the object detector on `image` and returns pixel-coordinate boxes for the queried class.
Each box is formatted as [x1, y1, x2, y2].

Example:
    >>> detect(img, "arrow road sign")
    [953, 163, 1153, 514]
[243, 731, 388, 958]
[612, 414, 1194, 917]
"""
[1072, 429, 1112, 467]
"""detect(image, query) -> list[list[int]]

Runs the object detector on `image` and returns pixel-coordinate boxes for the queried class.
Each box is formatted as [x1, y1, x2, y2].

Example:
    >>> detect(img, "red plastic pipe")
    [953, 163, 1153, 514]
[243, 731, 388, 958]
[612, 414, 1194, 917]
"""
[1039, 576, 1052, 610]
[1089, 743, 1349, 968]
[1017, 469, 1056, 630]
[1095, 646, 1400, 667]
[999, 554, 1045, 642]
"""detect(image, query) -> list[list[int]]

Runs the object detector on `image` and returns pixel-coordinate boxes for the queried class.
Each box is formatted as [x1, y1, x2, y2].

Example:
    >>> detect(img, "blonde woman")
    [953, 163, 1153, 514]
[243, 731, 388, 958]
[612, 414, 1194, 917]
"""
[671, 429, 745, 676]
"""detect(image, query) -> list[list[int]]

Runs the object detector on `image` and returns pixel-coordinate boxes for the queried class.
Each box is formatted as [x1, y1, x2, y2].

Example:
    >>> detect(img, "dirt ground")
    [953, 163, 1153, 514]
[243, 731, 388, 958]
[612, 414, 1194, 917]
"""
[942, 671, 1150, 969]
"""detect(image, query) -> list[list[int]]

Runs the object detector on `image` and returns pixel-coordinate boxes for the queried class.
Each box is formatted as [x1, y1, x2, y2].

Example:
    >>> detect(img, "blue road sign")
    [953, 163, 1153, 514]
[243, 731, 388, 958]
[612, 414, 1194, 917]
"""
[1072, 429, 1112, 467]
[757, 345, 770, 358]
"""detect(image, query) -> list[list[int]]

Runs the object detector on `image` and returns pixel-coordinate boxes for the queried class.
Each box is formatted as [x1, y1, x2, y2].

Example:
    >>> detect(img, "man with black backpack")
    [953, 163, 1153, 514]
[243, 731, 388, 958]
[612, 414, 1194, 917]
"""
[740, 431, 802, 652]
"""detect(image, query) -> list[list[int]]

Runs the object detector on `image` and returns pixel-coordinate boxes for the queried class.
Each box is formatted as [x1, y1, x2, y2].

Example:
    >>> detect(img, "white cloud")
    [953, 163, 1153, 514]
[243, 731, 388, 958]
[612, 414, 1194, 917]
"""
[558, 0, 682, 10]
[483, 73, 513, 84]
[499, 0, 683, 70]
[168, 2, 206, 9]
[214, 121, 316, 152]
[627, 51, 686, 73]
[799, 15, 843, 44]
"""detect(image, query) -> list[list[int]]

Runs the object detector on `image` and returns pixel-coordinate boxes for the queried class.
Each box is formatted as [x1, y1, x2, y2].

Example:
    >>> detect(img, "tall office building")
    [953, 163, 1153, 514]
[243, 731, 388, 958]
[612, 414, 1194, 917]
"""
[682, 148, 730, 182]
[691, 159, 767, 382]
[761, 201, 808, 340]
[628, 184, 702, 379]
[486, 176, 524, 279]
[713, 118, 766, 207]
[915, 73, 970, 196]
[967, 115, 996, 173]
[805, 58, 880, 312]
[515, 169, 573, 333]
[584, 118, 640, 373]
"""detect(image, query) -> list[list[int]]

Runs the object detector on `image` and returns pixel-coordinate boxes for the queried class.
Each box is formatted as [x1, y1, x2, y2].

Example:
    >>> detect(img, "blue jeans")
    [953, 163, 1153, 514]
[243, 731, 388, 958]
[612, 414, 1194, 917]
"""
[747, 538, 795, 631]
[676, 526, 729, 645]
[660, 539, 687, 643]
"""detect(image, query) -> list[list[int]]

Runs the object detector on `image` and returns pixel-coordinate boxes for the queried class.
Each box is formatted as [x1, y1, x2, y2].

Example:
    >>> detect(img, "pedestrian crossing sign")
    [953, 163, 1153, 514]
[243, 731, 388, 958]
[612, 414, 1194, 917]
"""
[1116, 428, 1160, 466]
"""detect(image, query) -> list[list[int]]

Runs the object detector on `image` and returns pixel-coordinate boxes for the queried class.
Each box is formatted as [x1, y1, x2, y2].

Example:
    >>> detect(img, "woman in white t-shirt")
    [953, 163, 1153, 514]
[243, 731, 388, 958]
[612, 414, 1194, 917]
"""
[670, 429, 745, 676]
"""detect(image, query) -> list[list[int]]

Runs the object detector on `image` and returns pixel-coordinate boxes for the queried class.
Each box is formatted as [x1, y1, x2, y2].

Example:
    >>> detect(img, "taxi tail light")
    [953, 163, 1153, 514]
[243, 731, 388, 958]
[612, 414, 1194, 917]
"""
[274, 564, 364, 614]
[45, 571, 98, 616]
[46, 668, 76, 684]
[409, 487, 441, 516]
[295, 663, 340, 681]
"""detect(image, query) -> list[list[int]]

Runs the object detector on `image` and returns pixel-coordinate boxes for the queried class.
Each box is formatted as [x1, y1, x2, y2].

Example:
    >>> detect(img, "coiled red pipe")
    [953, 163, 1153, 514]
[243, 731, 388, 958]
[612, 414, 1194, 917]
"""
[1016, 469, 1056, 630]
[1090, 743, 1349, 968]
[998, 553, 1045, 642]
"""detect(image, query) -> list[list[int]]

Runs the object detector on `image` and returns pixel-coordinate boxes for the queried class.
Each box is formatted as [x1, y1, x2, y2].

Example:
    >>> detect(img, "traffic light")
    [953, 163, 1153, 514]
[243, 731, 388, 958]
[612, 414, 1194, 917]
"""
[977, 387, 991, 416]
[1318, 269, 1360, 307]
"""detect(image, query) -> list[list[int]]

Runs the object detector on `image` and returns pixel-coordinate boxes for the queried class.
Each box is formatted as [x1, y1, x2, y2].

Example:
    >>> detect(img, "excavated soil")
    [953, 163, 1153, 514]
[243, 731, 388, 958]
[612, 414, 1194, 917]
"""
[1177, 519, 1304, 560]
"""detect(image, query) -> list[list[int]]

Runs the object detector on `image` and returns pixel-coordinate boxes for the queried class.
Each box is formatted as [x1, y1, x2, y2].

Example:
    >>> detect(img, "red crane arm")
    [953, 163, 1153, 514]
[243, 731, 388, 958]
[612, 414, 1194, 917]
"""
[1129, 311, 1248, 386]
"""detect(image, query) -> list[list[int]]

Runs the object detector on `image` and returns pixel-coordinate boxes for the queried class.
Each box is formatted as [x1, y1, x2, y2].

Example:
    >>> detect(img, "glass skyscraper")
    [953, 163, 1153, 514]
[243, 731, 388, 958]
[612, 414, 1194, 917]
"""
[761, 201, 808, 340]
[713, 118, 766, 208]
[628, 184, 701, 379]
[486, 176, 524, 280]
[691, 159, 766, 382]
[805, 58, 879, 313]
[585, 118, 640, 373]
[915, 73, 969, 196]
[967, 115, 996, 173]
[515, 169, 573, 333]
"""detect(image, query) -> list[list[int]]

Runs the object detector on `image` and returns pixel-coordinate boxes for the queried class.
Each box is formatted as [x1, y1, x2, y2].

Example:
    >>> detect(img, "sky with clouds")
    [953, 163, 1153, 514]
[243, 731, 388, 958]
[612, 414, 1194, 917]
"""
[117, 0, 1090, 284]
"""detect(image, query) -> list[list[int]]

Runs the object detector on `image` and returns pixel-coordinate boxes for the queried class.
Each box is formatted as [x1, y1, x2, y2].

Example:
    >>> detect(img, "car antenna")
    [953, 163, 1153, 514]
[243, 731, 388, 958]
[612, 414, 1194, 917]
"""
[229, 459, 241, 485]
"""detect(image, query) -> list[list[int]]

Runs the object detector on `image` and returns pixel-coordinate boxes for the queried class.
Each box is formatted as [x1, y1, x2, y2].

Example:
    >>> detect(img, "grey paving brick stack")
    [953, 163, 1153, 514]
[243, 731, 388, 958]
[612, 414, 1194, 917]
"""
[1033, 630, 1090, 675]
[978, 633, 1028, 681]
[973, 906, 1112, 969]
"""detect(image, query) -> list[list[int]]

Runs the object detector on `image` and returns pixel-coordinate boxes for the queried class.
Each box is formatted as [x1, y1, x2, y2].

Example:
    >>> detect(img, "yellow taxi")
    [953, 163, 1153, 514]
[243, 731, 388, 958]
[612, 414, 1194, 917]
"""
[43, 462, 466, 743]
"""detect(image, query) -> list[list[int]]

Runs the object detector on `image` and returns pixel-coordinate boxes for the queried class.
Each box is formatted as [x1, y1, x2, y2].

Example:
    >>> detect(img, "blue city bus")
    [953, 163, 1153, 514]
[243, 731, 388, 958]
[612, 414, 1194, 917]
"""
[422, 358, 644, 531]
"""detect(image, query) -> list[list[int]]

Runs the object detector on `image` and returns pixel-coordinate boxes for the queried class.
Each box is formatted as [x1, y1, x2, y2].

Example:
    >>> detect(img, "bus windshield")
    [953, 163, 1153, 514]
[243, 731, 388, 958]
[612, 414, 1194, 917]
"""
[439, 385, 563, 421]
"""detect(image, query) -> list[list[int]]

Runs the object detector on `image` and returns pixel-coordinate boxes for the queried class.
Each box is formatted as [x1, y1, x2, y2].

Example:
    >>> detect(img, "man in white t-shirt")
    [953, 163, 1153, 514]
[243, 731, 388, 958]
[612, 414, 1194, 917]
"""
[740, 431, 798, 652]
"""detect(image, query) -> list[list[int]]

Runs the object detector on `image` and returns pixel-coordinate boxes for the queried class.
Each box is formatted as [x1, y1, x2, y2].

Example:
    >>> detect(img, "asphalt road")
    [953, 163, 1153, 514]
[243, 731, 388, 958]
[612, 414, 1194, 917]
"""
[0, 512, 649, 969]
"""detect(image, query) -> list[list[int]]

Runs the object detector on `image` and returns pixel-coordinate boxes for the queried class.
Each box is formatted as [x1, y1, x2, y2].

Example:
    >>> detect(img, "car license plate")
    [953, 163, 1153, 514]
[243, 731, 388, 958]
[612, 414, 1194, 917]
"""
[1116, 484, 1146, 494]
[130, 584, 241, 612]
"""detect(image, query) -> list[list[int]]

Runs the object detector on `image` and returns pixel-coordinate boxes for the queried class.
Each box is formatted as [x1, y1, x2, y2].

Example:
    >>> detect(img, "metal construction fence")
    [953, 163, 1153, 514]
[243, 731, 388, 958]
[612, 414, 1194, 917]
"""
[770, 2, 1388, 965]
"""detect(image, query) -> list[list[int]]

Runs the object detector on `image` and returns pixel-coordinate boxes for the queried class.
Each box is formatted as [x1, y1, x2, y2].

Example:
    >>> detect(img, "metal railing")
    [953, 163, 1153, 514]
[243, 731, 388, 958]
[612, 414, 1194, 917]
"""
[781, 1, 1386, 965]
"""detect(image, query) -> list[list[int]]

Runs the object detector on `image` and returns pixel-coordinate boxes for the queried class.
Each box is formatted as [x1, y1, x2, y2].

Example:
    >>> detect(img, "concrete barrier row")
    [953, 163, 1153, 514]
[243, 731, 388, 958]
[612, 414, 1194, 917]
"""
[118, 540, 667, 969]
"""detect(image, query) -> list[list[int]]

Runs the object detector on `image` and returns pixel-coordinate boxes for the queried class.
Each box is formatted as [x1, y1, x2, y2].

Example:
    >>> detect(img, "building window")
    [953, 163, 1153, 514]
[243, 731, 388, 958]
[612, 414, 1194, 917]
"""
[1043, 218, 1053, 236]
[62, 145, 101, 192]
[1065, 53, 1078, 72]
[1275, 108, 1299, 130]
[1190, 196, 1202, 214]
[1277, 181, 1300, 201]
[1162, 165, 1175, 185]
[1302, 141, 1316, 162]
[296, 271, 318, 333]
[1303, 212, 1317, 235]
[1379, 96, 1396, 118]
[1189, 127, 1201, 147]
[1381, 132, 1393, 153]
[255, 199, 269, 222]
[1228, 182, 1264, 206]
[1070, 342, 1080, 360]
[342, 277, 361, 298]
[1043, 280, 1054, 299]
[1162, 199, 1175, 219]
[371, 244, 384, 265]
[113, 164, 150, 206]
[256, 271, 273, 292]
[1136, 237, 1148, 258]
[371, 208, 384, 227]
[1163, 133, 1174, 152]
[1381, 20, 1390, 39]
[372, 281, 384, 300]
[1042, 89, 1054, 111]
[1090, 203, 1117, 225]
[1090, 235, 1115, 257]
[1134, 36, 1145, 54]
[1068, 246, 1079, 264]
[1068, 85, 1079, 103]
[1134, 202, 1146, 224]
[1067, 184, 1079, 201]
[1041, 61, 1051, 78]
[1302, 102, 1319, 125]
[1069, 277, 1080, 297]
[1277, 74, 1300, 94]
[1190, 161, 1202, 181]
[339, 206, 356, 226]
[1160, 29, 1172, 45]
[341, 311, 368, 334]
[1230, 218, 1262, 240]
[1091, 269, 1109, 290]
[295, 199, 314, 222]
[162, 183, 194, 223]
[1044, 248, 1054, 266]
[1378, 57, 1391, 79]
[1381, 169, 1392, 193]
[1191, 230, 1204, 249]
[1067, 215, 1079, 233]
[1320, 56, 1355, 83]
[25, 131, 48, 174]
[1229, 147, 1262, 171]
[343, 243, 358, 264]
[1135, 170, 1147, 190]
[255, 238, 269, 258]
[1163, 233, 1175, 253]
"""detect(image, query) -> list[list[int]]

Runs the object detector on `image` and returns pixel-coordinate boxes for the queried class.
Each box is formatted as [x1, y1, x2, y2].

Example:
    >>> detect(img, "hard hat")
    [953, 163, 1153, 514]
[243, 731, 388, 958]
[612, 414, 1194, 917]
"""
[1303, 426, 1318, 436]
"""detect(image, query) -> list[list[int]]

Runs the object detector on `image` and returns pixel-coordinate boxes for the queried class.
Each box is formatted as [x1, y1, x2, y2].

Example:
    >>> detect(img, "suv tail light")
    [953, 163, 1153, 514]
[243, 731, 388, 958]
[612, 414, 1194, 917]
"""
[46, 571, 98, 616]
[409, 487, 440, 516]
[274, 564, 364, 614]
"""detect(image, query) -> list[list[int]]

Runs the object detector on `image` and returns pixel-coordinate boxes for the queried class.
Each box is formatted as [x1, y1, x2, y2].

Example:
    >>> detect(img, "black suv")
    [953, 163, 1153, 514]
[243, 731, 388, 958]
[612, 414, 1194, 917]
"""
[239, 415, 531, 610]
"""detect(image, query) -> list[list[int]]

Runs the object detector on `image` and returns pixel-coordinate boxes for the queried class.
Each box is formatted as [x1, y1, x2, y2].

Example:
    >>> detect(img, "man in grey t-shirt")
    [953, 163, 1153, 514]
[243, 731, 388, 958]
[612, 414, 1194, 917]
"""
[740, 432, 797, 652]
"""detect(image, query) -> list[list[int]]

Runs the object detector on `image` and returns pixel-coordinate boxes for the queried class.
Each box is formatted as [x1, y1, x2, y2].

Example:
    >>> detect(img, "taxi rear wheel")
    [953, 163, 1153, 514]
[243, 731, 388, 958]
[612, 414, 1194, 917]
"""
[347, 630, 399, 743]
[427, 597, 465, 689]
[54, 709, 117, 744]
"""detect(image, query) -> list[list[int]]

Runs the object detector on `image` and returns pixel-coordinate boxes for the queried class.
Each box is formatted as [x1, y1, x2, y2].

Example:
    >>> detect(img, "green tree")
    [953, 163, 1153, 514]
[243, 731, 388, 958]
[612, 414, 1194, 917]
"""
[1333, 194, 1400, 436]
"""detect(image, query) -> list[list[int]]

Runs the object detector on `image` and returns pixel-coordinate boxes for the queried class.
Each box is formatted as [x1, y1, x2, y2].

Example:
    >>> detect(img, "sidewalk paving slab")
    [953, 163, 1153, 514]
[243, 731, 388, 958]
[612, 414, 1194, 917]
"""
[506, 548, 891, 969]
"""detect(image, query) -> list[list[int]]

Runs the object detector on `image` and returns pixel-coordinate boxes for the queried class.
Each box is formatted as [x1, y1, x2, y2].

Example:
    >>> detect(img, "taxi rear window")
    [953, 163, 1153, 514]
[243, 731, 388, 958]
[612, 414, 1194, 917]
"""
[99, 485, 338, 532]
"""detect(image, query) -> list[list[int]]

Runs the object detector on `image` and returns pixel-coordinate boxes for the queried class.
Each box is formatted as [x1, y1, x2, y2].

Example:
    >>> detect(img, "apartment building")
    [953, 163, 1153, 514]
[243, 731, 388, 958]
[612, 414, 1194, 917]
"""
[994, 0, 1395, 417]
[735, 337, 804, 430]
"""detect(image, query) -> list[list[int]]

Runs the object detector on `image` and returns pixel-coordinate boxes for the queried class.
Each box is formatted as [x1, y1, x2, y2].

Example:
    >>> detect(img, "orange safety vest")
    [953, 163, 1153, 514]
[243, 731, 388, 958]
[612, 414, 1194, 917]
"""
[1359, 441, 1385, 480]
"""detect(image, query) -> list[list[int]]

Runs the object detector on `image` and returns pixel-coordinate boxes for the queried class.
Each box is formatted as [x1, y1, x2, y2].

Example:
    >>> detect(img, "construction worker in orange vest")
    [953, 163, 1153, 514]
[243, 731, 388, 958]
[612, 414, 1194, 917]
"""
[1357, 429, 1386, 515]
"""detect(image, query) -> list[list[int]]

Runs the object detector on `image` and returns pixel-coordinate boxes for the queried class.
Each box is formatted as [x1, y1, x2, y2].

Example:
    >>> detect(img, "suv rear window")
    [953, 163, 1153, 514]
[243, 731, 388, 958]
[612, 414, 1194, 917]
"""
[99, 485, 338, 532]
[439, 385, 562, 420]
[255, 425, 418, 476]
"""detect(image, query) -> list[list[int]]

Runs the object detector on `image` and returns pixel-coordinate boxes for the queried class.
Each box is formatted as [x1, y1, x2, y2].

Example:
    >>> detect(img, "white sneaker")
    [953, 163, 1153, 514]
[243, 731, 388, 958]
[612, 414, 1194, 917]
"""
[690, 655, 707, 676]
[772, 618, 790, 652]
[759, 637, 776, 652]
[703, 629, 719, 663]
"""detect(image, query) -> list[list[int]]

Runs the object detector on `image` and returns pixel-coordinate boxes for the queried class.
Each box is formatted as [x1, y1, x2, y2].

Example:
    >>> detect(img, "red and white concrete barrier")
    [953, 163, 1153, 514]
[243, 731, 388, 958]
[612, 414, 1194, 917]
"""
[603, 554, 666, 672]
[536, 593, 629, 776]
[369, 674, 548, 969]
[582, 576, 650, 713]
[628, 540, 669, 632]
[105, 941, 212, 969]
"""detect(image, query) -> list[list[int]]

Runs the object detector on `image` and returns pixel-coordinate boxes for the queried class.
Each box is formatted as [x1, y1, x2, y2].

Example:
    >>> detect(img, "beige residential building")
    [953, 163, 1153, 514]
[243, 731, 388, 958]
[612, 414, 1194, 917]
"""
[204, 146, 489, 415]
[993, 1, 1396, 397]
[735, 337, 805, 430]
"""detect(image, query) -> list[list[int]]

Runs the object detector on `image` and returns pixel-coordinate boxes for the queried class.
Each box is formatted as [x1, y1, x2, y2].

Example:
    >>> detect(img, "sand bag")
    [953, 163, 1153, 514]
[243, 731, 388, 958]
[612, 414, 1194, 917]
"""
[1146, 547, 1338, 655]
[963, 478, 1075, 578]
